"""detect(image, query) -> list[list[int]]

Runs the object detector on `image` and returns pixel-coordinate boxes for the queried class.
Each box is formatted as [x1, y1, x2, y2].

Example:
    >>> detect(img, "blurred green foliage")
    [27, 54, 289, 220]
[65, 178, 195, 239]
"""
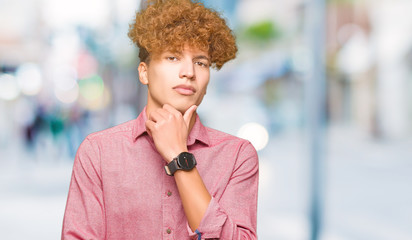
[242, 20, 281, 43]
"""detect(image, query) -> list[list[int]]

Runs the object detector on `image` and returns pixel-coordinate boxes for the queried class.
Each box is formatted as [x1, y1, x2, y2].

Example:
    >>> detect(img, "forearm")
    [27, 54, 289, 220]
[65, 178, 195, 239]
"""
[185, 142, 259, 239]
[185, 195, 258, 240]
[174, 167, 211, 232]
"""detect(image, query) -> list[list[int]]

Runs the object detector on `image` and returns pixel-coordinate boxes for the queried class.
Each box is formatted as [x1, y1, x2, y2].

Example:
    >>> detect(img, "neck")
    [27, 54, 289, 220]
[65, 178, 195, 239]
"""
[145, 105, 197, 133]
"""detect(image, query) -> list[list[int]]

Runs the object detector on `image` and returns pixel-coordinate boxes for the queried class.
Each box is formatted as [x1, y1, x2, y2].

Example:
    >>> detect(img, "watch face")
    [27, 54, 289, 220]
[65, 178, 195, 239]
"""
[177, 152, 196, 170]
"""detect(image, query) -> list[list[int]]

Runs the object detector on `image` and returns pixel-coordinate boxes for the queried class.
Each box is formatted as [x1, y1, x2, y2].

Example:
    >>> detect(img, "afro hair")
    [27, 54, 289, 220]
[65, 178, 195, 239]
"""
[128, 0, 237, 70]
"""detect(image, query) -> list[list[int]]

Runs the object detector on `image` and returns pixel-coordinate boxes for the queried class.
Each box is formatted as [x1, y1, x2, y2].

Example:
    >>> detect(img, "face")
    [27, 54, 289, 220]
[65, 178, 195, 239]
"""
[138, 46, 210, 114]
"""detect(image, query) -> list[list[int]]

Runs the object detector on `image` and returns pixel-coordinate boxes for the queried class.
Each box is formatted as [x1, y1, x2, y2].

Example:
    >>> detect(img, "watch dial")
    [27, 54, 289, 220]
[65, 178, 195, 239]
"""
[178, 152, 195, 170]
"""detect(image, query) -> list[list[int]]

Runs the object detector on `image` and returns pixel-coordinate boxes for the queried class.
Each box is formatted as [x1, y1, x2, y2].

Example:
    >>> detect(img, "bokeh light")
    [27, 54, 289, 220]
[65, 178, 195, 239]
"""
[237, 122, 269, 151]
[54, 83, 79, 104]
[79, 74, 104, 101]
[16, 63, 43, 96]
[80, 87, 111, 111]
[1, 1, 412, 239]
[0, 74, 20, 101]
[78, 74, 110, 110]
[76, 51, 98, 79]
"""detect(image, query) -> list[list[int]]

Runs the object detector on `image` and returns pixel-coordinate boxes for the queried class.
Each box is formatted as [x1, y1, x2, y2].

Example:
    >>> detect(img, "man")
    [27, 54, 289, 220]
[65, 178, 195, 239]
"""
[62, 0, 259, 239]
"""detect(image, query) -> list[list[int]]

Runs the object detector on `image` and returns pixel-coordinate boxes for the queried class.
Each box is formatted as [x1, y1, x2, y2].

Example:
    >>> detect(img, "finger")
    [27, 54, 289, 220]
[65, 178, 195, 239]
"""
[145, 120, 155, 137]
[183, 105, 197, 127]
[155, 108, 170, 119]
[149, 110, 166, 122]
[146, 128, 152, 138]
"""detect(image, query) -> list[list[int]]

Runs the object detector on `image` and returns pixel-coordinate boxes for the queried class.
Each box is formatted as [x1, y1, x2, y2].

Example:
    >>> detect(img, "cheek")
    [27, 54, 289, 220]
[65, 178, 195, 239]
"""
[198, 70, 210, 90]
[148, 68, 168, 88]
[201, 79, 210, 93]
[196, 82, 209, 102]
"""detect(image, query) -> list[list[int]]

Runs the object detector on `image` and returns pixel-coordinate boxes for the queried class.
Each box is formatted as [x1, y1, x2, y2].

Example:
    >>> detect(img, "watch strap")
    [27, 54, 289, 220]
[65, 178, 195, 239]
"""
[165, 157, 179, 176]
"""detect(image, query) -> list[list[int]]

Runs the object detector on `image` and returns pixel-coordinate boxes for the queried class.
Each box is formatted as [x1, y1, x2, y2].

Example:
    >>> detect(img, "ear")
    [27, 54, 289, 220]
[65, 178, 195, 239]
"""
[138, 62, 149, 85]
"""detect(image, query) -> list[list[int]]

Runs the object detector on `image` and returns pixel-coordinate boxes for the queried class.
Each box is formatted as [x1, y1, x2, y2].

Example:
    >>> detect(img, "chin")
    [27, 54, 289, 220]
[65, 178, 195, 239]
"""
[175, 105, 191, 114]
[169, 102, 196, 114]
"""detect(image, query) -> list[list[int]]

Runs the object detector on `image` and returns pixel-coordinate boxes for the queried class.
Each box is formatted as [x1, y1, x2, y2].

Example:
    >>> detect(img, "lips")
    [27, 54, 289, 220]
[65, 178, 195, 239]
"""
[173, 84, 196, 95]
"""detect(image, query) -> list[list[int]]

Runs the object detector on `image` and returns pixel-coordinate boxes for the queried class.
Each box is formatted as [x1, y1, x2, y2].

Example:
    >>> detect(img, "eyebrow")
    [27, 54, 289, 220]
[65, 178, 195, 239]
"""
[193, 55, 210, 63]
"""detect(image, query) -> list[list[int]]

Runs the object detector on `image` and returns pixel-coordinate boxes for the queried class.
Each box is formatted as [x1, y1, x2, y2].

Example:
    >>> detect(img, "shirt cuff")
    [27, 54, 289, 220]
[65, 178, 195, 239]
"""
[187, 197, 228, 239]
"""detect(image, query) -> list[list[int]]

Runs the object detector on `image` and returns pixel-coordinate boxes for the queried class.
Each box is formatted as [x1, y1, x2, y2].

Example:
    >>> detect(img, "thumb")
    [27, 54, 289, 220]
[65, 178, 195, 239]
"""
[183, 105, 197, 127]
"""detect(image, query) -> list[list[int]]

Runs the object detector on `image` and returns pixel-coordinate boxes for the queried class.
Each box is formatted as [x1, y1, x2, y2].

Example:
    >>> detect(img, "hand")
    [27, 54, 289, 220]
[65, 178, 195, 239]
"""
[145, 104, 197, 163]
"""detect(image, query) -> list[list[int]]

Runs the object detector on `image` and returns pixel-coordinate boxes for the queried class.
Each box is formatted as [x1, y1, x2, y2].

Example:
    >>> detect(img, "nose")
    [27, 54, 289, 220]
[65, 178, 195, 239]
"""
[179, 59, 195, 80]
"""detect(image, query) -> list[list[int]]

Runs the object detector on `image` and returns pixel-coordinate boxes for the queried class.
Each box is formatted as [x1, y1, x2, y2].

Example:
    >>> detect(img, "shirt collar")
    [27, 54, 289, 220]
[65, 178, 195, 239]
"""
[132, 107, 149, 140]
[187, 114, 210, 146]
[133, 107, 210, 147]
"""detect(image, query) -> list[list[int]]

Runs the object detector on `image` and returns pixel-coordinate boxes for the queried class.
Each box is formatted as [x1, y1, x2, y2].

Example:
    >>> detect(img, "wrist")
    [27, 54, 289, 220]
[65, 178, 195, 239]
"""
[164, 152, 197, 176]
[165, 148, 188, 163]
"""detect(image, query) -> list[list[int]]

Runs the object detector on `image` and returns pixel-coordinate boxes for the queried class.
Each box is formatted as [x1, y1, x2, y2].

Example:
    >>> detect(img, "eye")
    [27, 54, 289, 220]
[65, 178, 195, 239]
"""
[195, 61, 209, 68]
[166, 56, 178, 61]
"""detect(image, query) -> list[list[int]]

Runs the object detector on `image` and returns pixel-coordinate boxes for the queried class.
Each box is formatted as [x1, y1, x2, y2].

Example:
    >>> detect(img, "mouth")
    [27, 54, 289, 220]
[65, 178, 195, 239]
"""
[173, 84, 196, 96]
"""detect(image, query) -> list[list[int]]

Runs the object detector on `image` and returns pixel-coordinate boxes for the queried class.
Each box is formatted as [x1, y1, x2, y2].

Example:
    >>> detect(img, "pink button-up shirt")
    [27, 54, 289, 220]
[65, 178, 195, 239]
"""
[62, 109, 259, 239]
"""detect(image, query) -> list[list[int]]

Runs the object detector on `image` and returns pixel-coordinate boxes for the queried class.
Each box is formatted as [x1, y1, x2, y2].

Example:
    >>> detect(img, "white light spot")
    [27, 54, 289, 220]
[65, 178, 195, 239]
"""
[16, 63, 43, 96]
[237, 122, 269, 151]
[54, 83, 79, 104]
[0, 74, 20, 101]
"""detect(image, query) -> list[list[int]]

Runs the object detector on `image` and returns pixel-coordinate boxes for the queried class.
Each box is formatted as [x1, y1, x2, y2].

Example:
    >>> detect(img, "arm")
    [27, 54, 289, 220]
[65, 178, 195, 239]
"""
[146, 104, 258, 239]
[191, 142, 259, 239]
[174, 166, 211, 231]
[61, 138, 105, 240]
[146, 104, 211, 231]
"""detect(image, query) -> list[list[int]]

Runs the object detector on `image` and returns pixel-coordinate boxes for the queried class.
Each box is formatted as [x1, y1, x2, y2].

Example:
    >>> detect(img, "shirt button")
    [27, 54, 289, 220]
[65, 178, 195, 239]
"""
[166, 228, 172, 234]
[167, 191, 172, 197]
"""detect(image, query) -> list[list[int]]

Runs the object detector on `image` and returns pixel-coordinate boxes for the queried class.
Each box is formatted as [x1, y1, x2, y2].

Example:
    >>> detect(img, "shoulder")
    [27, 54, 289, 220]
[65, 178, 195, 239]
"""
[74, 119, 138, 169]
[204, 125, 246, 144]
[203, 126, 259, 176]
[85, 119, 136, 144]
[204, 126, 257, 157]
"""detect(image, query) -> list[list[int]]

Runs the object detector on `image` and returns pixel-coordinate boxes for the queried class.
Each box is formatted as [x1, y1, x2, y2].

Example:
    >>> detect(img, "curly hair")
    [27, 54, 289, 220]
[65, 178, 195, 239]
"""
[128, 0, 237, 70]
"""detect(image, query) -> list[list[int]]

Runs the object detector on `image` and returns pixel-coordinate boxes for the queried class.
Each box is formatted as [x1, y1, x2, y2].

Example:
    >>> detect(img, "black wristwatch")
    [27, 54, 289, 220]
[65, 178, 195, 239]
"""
[164, 152, 197, 176]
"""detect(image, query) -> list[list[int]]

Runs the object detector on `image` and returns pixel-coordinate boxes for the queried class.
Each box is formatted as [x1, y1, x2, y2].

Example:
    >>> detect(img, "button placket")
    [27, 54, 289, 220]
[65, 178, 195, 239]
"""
[162, 166, 176, 239]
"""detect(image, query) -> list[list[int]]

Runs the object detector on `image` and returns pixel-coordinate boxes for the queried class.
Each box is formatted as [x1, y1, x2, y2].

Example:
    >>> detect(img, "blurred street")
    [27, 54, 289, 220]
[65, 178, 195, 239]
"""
[1, 0, 412, 239]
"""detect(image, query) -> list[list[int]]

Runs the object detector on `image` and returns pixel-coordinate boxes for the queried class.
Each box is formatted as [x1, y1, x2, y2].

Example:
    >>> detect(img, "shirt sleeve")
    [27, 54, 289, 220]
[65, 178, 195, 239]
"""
[61, 137, 106, 240]
[187, 141, 259, 239]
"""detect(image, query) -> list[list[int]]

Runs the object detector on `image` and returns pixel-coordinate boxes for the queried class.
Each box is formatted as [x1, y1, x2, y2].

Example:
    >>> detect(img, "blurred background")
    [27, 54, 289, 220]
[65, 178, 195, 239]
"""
[1, 0, 411, 239]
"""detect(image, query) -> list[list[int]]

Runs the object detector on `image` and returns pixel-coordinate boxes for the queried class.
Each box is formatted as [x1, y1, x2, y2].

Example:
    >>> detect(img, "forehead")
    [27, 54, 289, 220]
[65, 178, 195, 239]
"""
[153, 42, 206, 55]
